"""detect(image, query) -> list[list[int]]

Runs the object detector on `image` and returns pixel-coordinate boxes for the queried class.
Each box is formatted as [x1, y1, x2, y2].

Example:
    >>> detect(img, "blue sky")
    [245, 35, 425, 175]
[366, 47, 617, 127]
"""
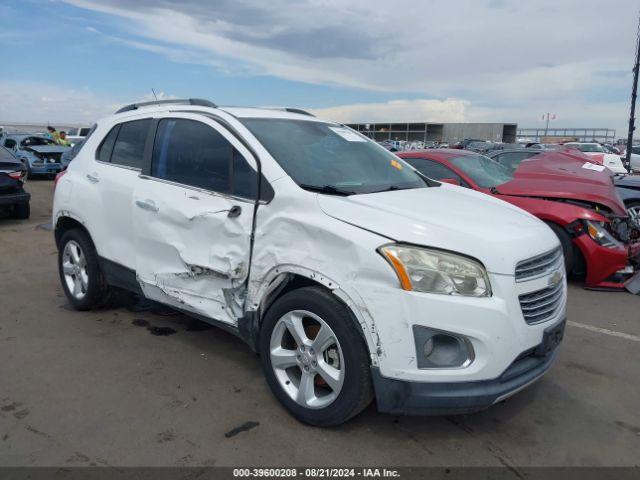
[0, 0, 638, 135]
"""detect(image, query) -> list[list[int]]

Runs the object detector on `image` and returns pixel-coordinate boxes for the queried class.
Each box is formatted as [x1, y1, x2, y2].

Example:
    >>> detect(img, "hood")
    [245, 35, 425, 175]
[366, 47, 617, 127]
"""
[495, 152, 627, 216]
[615, 175, 640, 189]
[317, 185, 558, 275]
[23, 145, 70, 154]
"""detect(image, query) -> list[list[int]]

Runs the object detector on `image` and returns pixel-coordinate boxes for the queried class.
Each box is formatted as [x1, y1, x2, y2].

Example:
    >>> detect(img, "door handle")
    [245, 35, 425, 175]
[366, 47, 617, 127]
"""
[86, 173, 100, 183]
[228, 205, 242, 218]
[135, 199, 159, 213]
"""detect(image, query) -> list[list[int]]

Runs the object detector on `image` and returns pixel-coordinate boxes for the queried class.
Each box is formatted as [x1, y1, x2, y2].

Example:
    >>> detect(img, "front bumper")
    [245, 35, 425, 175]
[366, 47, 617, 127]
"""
[372, 320, 564, 415]
[576, 235, 640, 289]
[29, 163, 62, 175]
[0, 191, 30, 206]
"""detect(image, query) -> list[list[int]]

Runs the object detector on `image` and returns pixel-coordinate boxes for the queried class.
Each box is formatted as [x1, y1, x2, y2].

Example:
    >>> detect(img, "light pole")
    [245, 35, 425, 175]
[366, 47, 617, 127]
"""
[624, 11, 640, 172]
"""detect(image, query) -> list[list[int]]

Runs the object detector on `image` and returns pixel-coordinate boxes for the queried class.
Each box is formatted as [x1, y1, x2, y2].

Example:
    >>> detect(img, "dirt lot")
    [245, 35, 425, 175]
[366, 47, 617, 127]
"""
[1, 180, 639, 467]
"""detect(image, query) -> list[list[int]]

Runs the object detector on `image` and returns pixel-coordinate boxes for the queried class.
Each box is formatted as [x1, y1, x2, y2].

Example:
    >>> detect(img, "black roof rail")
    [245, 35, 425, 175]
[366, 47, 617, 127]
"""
[283, 108, 315, 117]
[115, 98, 217, 114]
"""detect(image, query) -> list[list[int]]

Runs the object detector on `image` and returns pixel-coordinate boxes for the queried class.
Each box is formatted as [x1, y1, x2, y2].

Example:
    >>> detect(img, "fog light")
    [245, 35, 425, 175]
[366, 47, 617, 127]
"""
[413, 326, 474, 369]
[423, 337, 434, 357]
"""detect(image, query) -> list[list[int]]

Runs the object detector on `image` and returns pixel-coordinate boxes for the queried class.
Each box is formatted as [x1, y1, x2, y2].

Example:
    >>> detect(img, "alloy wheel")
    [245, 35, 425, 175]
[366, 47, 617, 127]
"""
[62, 240, 88, 300]
[269, 310, 345, 409]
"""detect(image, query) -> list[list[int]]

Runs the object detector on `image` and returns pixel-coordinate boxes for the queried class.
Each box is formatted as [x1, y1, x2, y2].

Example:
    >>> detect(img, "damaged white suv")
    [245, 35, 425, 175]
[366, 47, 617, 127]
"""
[53, 99, 567, 426]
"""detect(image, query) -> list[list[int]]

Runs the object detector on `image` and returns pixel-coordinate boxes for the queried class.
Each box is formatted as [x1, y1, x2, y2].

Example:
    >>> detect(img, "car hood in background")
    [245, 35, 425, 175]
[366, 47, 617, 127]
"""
[317, 185, 558, 275]
[23, 145, 70, 154]
[497, 152, 627, 216]
[615, 175, 640, 189]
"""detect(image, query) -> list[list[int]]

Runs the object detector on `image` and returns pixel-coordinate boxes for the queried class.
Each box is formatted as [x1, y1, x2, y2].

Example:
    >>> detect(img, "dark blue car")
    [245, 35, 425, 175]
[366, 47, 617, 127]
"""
[0, 146, 30, 219]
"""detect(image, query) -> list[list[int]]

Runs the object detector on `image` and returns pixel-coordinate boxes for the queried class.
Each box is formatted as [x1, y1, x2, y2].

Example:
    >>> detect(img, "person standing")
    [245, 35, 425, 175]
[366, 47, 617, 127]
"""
[46, 126, 60, 143]
[57, 131, 71, 147]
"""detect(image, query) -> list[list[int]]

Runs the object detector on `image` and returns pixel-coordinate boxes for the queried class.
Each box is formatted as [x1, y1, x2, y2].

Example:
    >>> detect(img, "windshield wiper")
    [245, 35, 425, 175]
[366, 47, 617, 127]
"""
[299, 184, 356, 196]
[370, 185, 416, 193]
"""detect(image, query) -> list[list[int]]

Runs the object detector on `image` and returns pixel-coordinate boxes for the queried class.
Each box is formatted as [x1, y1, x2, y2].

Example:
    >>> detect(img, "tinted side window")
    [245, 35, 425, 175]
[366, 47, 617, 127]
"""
[495, 151, 537, 172]
[405, 158, 466, 185]
[4, 139, 17, 149]
[151, 118, 257, 198]
[110, 119, 150, 169]
[96, 125, 119, 163]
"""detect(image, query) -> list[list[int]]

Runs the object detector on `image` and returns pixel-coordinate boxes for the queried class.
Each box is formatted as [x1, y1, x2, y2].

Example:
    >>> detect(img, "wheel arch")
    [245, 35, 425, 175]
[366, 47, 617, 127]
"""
[240, 267, 380, 364]
[54, 213, 94, 250]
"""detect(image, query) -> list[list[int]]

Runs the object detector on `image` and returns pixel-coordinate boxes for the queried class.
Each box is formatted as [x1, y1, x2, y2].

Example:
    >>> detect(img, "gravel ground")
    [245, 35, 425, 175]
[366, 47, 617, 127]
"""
[1, 180, 639, 468]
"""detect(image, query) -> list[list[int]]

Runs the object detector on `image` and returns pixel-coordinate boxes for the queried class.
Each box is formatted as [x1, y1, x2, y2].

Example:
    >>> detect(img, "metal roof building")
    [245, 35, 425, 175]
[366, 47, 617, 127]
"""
[345, 122, 518, 144]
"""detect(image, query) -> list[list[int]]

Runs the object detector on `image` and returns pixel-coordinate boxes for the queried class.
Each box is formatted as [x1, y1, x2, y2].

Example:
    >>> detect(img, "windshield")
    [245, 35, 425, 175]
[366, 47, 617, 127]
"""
[241, 118, 426, 194]
[449, 154, 514, 188]
[569, 143, 604, 153]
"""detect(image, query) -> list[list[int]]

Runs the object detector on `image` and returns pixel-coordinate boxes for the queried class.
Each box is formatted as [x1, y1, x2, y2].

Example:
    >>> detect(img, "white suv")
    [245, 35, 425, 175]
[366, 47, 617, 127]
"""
[53, 99, 566, 426]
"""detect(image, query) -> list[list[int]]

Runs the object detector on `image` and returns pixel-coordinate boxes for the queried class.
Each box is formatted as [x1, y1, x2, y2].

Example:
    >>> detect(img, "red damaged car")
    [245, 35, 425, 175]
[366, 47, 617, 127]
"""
[398, 149, 640, 290]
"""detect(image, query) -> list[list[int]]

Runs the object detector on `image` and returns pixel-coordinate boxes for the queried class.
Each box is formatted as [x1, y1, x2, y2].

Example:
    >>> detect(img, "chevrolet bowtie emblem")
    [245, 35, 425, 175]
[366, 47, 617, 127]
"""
[549, 270, 563, 287]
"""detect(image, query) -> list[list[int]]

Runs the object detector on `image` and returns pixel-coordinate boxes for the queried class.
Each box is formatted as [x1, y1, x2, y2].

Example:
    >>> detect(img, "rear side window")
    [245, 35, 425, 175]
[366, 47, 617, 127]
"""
[151, 118, 257, 198]
[110, 119, 150, 169]
[96, 125, 119, 163]
[493, 151, 537, 172]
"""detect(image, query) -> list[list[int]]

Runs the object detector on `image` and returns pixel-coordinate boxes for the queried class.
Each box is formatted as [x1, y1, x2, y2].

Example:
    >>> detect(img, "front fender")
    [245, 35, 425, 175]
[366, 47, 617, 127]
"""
[247, 264, 380, 366]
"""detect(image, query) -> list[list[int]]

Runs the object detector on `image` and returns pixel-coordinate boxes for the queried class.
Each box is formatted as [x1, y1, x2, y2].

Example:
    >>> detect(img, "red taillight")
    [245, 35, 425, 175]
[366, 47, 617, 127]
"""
[54, 170, 68, 189]
[8, 170, 24, 180]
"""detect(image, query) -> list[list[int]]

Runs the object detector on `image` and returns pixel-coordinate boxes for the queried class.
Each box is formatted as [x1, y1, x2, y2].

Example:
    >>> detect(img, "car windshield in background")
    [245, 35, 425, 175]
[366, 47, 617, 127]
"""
[570, 144, 604, 153]
[241, 119, 426, 195]
[449, 154, 514, 188]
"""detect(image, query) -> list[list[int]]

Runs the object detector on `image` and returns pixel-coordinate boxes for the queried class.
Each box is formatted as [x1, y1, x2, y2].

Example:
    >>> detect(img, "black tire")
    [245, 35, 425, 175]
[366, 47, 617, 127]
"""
[58, 229, 112, 310]
[625, 200, 640, 227]
[545, 222, 574, 274]
[12, 202, 30, 219]
[259, 286, 373, 426]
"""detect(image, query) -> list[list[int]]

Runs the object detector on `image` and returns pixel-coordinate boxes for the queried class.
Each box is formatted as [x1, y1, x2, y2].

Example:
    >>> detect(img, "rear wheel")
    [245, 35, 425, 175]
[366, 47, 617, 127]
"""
[259, 287, 373, 426]
[545, 222, 575, 274]
[12, 202, 30, 219]
[58, 229, 112, 310]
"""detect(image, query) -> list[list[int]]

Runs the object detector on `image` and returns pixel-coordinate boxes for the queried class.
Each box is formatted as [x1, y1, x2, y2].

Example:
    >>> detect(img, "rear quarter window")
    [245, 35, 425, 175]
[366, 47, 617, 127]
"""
[110, 119, 150, 169]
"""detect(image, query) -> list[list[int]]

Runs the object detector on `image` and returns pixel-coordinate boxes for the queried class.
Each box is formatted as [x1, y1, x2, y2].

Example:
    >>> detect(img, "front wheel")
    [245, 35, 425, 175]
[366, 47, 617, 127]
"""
[626, 200, 640, 228]
[259, 287, 373, 426]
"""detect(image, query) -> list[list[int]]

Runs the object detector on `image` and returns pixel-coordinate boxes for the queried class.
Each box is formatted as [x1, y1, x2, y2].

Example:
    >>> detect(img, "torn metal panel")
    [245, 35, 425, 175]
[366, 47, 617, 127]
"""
[245, 178, 395, 361]
[133, 180, 254, 324]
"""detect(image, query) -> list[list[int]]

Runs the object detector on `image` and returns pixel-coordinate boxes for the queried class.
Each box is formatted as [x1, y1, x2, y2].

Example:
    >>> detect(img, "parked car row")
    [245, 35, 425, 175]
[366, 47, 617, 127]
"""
[398, 148, 640, 291]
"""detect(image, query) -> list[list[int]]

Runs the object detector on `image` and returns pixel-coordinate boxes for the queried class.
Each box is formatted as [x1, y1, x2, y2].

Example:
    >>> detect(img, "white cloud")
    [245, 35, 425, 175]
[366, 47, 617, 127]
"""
[0, 81, 173, 124]
[57, 0, 637, 133]
[311, 99, 470, 123]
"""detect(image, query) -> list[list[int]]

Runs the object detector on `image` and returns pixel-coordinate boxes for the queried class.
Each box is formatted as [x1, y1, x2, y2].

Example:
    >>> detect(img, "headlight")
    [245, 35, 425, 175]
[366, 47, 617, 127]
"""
[586, 220, 622, 248]
[378, 244, 491, 297]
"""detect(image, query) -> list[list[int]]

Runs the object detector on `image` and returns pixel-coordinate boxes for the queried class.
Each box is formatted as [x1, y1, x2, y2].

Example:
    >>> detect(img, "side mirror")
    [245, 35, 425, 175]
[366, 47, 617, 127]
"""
[440, 178, 460, 186]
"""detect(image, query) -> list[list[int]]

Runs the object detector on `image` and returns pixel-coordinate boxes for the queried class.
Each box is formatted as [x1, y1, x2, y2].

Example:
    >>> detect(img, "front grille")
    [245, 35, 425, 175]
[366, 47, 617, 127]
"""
[515, 247, 563, 282]
[519, 281, 564, 324]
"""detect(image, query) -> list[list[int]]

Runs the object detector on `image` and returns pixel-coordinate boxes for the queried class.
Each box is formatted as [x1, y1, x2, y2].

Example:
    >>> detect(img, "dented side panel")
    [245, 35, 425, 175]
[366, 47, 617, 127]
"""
[133, 179, 254, 324]
[246, 176, 398, 363]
